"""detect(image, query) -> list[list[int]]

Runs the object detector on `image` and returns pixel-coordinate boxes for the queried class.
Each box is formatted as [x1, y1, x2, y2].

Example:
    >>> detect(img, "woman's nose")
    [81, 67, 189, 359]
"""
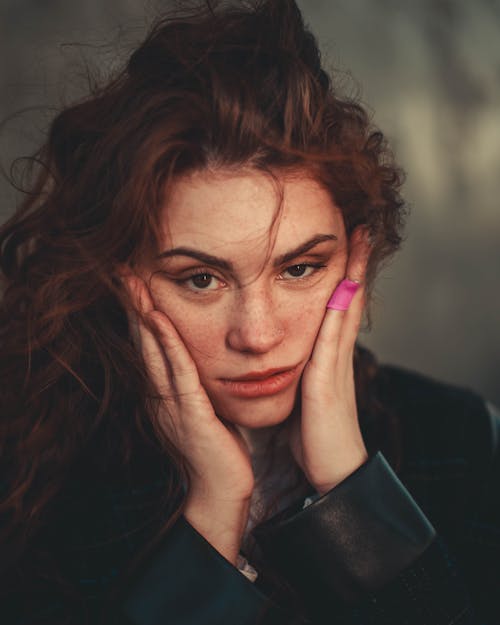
[225, 288, 285, 354]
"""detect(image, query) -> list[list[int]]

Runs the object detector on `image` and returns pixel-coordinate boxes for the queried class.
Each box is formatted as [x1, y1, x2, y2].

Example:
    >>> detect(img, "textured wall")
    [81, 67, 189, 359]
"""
[1, 0, 499, 405]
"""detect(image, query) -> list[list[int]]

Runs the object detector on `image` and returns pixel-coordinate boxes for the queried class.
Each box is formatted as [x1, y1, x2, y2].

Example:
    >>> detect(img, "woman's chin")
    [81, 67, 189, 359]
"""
[212, 393, 297, 429]
[219, 411, 290, 429]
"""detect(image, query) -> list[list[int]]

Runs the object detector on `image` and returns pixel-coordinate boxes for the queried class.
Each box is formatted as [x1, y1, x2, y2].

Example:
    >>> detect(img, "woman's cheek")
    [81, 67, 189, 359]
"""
[155, 300, 224, 369]
[294, 298, 326, 350]
[294, 270, 345, 350]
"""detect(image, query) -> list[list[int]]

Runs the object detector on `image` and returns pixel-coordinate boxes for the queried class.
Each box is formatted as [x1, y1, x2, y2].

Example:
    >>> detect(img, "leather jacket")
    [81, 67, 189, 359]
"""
[4, 363, 500, 624]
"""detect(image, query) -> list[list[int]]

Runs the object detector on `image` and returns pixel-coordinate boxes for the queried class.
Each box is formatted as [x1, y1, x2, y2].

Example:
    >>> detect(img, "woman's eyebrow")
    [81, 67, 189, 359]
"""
[273, 233, 338, 267]
[156, 247, 232, 271]
[155, 233, 338, 270]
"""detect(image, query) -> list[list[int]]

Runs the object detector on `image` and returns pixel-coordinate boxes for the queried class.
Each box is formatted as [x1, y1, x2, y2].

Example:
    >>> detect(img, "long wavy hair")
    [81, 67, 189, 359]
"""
[0, 1, 408, 623]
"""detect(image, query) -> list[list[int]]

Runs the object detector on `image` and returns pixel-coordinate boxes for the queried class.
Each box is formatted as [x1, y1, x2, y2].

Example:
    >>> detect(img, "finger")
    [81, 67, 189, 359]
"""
[146, 311, 202, 395]
[136, 312, 174, 395]
[344, 225, 372, 293]
[119, 271, 155, 316]
[128, 273, 155, 316]
[310, 226, 371, 365]
[338, 226, 372, 355]
[119, 273, 144, 349]
[122, 273, 202, 394]
[119, 272, 175, 388]
[135, 316, 182, 445]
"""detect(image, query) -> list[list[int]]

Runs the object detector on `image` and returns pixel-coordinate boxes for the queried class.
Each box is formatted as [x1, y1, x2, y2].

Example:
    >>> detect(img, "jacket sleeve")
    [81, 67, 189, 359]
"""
[118, 515, 295, 625]
[251, 399, 500, 625]
[1, 489, 295, 625]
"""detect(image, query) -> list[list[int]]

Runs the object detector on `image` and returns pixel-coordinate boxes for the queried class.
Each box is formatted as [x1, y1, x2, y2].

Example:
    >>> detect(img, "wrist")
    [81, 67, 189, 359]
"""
[314, 446, 369, 495]
[184, 494, 251, 565]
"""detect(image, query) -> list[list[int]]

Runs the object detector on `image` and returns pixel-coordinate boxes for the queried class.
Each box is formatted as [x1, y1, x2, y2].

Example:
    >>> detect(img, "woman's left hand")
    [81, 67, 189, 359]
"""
[287, 225, 373, 495]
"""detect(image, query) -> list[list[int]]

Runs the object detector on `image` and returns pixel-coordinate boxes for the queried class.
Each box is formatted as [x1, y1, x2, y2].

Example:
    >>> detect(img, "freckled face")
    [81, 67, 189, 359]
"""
[143, 168, 348, 428]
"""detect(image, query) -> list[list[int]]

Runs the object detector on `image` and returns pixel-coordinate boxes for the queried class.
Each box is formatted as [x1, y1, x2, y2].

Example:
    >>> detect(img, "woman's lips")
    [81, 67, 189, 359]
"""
[218, 365, 300, 398]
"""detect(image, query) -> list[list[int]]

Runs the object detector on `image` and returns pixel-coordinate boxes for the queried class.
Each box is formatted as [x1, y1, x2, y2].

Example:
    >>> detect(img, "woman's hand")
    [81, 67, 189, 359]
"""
[286, 225, 373, 495]
[120, 272, 254, 563]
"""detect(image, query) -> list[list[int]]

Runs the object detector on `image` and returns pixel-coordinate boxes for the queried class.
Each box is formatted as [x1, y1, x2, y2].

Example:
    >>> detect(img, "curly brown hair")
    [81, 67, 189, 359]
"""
[0, 1, 407, 622]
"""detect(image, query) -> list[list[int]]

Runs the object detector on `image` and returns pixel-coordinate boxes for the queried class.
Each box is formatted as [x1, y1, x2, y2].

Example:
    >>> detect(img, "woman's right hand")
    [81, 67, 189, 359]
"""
[121, 271, 255, 563]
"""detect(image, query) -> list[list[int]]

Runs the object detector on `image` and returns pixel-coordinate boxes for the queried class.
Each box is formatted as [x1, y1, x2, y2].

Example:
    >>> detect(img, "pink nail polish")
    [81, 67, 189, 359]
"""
[326, 279, 360, 310]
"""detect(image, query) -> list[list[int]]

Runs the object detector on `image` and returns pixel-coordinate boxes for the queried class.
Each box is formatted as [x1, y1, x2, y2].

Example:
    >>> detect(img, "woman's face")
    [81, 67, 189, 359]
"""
[142, 168, 349, 429]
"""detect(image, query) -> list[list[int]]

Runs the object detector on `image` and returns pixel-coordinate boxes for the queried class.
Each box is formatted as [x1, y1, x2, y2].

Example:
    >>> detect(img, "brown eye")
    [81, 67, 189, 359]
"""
[182, 272, 226, 292]
[286, 264, 308, 277]
[279, 263, 326, 281]
[191, 273, 214, 289]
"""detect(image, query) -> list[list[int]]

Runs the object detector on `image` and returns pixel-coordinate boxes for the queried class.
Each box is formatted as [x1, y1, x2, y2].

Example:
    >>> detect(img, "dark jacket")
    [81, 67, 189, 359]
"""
[4, 363, 500, 624]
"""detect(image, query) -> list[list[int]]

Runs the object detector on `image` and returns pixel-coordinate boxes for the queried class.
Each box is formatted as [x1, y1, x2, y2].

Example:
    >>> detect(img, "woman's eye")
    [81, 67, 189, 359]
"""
[185, 272, 224, 291]
[281, 264, 320, 279]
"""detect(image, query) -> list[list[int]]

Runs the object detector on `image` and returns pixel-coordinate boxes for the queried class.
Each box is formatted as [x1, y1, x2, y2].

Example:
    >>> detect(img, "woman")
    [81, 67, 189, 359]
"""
[0, 1, 498, 624]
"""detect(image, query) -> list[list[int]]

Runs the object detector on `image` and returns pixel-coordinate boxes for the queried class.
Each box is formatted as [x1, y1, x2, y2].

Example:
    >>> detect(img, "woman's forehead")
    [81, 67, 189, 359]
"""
[158, 168, 346, 255]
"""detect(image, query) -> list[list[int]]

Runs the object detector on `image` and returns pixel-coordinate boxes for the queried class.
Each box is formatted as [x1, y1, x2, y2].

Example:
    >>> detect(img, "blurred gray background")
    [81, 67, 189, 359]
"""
[1, 0, 499, 405]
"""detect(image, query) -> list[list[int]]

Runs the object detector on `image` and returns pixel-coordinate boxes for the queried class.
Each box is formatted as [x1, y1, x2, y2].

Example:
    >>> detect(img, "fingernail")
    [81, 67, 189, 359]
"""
[326, 279, 360, 310]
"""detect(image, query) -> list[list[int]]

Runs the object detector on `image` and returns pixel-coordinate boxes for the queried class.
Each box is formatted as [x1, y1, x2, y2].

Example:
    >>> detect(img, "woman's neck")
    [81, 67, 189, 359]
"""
[235, 422, 288, 457]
